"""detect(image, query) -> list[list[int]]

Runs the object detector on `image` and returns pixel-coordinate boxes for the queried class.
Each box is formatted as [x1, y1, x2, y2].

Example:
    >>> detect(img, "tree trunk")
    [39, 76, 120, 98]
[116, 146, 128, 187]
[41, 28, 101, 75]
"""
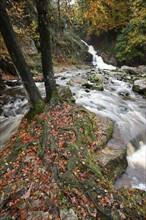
[0, 0, 43, 108]
[36, 0, 58, 103]
[58, 0, 61, 28]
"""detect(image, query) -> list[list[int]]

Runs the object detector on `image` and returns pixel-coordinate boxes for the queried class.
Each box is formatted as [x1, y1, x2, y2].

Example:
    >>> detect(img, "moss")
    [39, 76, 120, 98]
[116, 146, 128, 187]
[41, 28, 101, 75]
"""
[90, 74, 104, 83]
[26, 100, 45, 120]
[50, 89, 60, 105]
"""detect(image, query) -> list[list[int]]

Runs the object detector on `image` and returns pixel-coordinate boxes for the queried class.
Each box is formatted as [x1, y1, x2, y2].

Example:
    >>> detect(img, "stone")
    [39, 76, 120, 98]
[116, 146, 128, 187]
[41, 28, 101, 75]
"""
[138, 65, 146, 73]
[67, 76, 87, 86]
[92, 84, 104, 91]
[58, 86, 73, 100]
[132, 78, 146, 95]
[121, 65, 138, 75]
[27, 211, 49, 220]
[89, 73, 104, 83]
[83, 51, 93, 63]
[118, 89, 130, 96]
[60, 208, 78, 220]
[0, 56, 17, 76]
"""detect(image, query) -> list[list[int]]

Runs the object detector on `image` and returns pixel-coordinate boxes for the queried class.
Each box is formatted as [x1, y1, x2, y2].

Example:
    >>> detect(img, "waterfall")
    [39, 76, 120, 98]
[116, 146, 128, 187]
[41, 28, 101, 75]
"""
[81, 40, 116, 70]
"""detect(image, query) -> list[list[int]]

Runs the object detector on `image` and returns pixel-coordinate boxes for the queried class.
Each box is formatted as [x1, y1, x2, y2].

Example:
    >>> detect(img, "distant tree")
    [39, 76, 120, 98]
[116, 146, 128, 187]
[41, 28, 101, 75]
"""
[77, 0, 130, 36]
[35, 0, 58, 103]
[0, 0, 44, 112]
[115, 0, 146, 64]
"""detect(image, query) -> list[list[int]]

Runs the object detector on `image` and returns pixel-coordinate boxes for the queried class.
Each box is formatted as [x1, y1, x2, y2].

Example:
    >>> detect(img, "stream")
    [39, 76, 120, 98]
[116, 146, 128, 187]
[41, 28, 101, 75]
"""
[0, 43, 146, 191]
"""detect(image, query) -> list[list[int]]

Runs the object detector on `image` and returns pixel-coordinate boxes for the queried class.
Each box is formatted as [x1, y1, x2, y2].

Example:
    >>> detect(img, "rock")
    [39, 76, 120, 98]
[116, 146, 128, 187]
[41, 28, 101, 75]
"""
[118, 89, 130, 96]
[96, 146, 127, 182]
[82, 82, 93, 89]
[121, 65, 138, 75]
[58, 86, 73, 100]
[83, 51, 93, 63]
[92, 84, 104, 91]
[89, 73, 104, 83]
[132, 79, 146, 95]
[60, 208, 78, 220]
[67, 76, 87, 86]
[5, 80, 22, 87]
[101, 52, 117, 66]
[138, 65, 146, 73]
[0, 56, 17, 76]
[27, 211, 49, 220]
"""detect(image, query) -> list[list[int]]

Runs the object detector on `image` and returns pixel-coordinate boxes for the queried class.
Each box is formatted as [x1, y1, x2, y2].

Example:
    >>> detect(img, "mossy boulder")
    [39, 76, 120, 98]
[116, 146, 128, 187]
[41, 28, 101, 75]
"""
[90, 73, 104, 83]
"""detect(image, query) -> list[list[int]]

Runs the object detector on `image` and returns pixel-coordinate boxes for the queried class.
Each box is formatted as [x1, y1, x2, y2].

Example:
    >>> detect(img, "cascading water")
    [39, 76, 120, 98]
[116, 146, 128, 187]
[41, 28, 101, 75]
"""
[0, 42, 145, 190]
[81, 40, 116, 70]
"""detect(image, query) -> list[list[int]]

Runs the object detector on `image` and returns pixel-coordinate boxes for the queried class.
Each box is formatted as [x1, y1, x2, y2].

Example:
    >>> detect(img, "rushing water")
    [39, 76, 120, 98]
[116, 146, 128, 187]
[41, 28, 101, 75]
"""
[55, 70, 146, 191]
[0, 44, 146, 190]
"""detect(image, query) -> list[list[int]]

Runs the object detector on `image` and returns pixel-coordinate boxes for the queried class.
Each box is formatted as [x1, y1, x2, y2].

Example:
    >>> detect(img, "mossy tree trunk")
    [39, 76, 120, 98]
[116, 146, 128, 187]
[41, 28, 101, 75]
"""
[0, 0, 43, 109]
[36, 0, 58, 103]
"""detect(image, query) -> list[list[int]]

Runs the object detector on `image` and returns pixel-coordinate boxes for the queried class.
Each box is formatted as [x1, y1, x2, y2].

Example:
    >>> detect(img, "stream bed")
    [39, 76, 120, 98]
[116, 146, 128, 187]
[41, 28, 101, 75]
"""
[0, 43, 146, 191]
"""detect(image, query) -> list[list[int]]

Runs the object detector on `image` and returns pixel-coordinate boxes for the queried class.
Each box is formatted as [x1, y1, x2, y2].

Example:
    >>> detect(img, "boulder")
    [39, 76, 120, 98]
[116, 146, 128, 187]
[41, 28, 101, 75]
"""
[121, 65, 138, 75]
[83, 51, 93, 63]
[89, 73, 104, 83]
[67, 76, 87, 86]
[138, 65, 146, 73]
[58, 86, 74, 101]
[118, 89, 130, 96]
[132, 78, 146, 95]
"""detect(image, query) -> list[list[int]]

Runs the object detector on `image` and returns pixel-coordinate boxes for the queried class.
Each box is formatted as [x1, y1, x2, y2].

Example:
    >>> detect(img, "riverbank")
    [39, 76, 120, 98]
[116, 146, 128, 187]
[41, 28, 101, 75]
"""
[0, 100, 145, 219]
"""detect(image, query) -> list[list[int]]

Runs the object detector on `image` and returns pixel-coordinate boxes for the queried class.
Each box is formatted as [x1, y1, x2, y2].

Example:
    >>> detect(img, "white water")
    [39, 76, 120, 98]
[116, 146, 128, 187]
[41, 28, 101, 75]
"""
[81, 40, 116, 70]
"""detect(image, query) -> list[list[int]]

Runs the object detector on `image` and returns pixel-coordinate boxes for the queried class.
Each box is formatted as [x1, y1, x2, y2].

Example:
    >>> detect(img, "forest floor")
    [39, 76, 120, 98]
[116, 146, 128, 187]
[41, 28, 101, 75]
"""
[0, 99, 145, 219]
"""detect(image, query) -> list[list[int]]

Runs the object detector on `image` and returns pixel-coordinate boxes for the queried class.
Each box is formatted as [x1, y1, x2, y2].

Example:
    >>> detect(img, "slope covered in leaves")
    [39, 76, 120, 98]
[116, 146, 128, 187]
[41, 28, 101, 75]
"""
[0, 103, 145, 219]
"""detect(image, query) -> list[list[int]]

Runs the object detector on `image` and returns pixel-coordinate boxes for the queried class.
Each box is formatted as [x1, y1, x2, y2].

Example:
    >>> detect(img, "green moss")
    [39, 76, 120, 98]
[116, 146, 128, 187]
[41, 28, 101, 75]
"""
[26, 100, 45, 120]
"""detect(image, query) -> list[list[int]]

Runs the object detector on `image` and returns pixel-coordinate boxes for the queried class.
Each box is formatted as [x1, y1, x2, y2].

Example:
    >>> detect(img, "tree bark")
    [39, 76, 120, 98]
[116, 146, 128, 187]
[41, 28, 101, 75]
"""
[36, 0, 57, 102]
[0, 0, 43, 108]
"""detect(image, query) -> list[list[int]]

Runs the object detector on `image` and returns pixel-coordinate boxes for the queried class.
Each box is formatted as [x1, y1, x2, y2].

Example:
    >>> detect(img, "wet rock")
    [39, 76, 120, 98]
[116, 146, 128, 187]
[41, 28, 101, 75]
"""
[83, 51, 93, 63]
[138, 65, 146, 73]
[121, 65, 138, 75]
[82, 82, 93, 89]
[58, 86, 74, 100]
[60, 208, 78, 220]
[101, 52, 117, 66]
[132, 79, 146, 95]
[118, 89, 130, 96]
[5, 80, 22, 87]
[92, 84, 104, 91]
[89, 73, 104, 83]
[67, 76, 87, 86]
[96, 146, 127, 182]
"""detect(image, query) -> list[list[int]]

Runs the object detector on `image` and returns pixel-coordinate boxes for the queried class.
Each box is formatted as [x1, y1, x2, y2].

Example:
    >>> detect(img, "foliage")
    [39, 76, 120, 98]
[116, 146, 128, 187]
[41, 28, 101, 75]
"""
[75, 0, 130, 36]
[115, 0, 146, 64]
